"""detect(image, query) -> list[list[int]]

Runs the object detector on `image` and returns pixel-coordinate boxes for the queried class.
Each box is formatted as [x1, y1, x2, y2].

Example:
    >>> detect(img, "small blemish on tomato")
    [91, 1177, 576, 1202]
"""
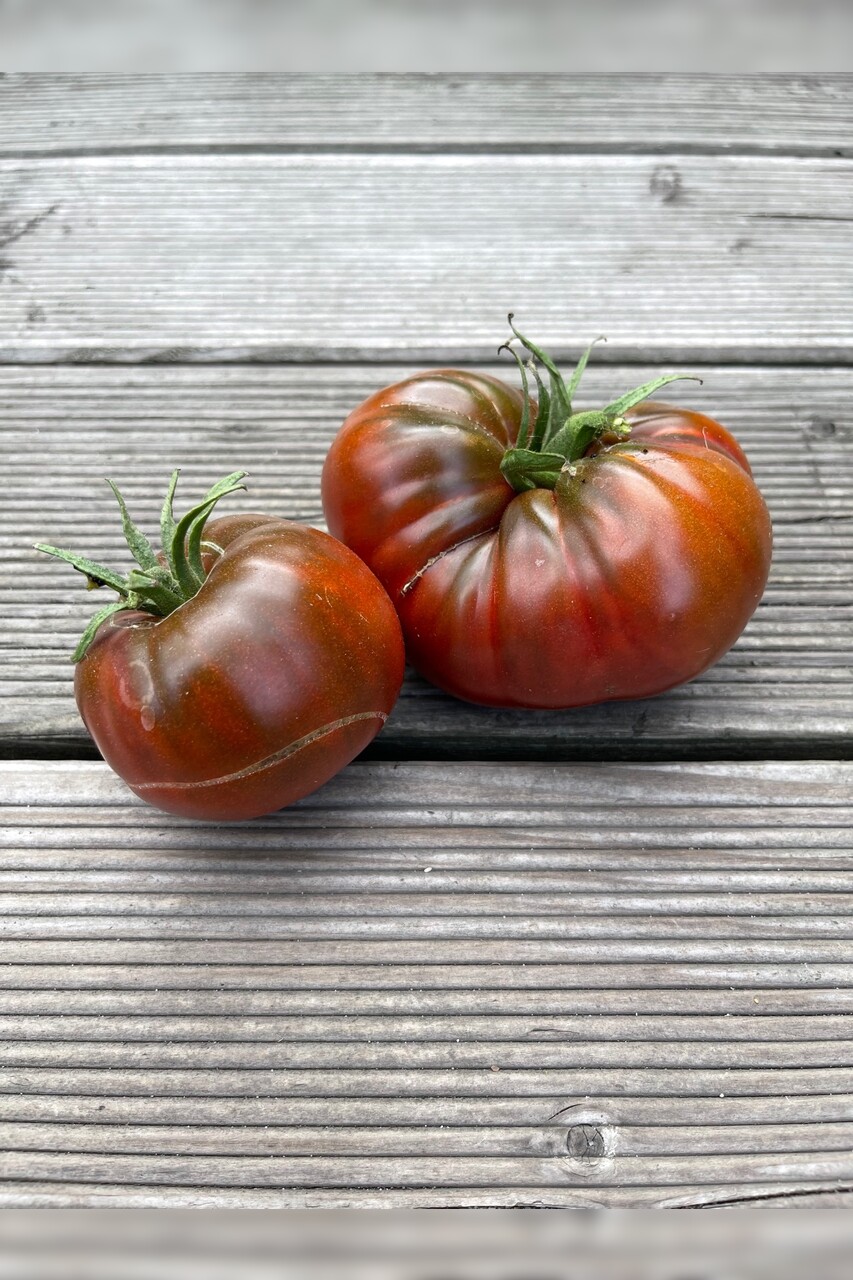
[141, 707, 156, 731]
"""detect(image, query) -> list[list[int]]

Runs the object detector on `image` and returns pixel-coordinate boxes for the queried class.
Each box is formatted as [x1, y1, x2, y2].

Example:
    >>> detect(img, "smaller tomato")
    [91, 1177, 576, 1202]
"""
[37, 472, 404, 821]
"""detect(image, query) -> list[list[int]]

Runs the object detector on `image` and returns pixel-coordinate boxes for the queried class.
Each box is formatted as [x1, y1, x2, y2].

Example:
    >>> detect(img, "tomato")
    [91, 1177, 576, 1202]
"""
[37, 473, 404, 820]
[321, 319, 772, 709]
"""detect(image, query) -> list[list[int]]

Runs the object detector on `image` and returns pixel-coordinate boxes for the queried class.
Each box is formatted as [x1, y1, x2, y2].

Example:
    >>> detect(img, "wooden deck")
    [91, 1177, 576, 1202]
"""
[1, 74, 852, 1208]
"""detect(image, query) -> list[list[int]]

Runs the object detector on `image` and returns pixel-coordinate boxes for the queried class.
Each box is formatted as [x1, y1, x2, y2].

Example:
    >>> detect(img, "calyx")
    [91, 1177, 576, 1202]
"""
[35, 470, 247, 661]
[498, 316, 699, 493]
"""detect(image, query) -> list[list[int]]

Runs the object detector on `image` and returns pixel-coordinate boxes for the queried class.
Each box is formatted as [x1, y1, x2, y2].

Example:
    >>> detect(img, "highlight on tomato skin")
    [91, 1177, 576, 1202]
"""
[321, 318, 773, 711]
[36, 472, 405, 822]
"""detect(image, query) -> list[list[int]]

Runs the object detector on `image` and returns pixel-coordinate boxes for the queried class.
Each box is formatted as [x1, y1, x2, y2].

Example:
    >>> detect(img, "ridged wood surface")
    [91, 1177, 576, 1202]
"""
[0, 152, 851, 362]
[4, 363, 850, 759]
[2, 75, 851, 156]
[0, 759, 852, 1208]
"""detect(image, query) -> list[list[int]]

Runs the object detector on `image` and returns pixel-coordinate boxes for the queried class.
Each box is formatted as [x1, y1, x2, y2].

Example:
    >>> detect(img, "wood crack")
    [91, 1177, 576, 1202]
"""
[0, 203, 58, 252]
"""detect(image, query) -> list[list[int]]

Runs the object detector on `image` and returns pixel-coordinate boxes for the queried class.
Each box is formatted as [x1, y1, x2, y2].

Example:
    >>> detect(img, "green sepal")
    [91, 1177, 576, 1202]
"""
[604, 373, 701, 418]
[499, 319, 703, 491]
[549, 410, 625, 462]
[565, 336, 606, 405]
[105, 479, 162, 575]
[106, 475, 183, 603]
[500, 448, 567, 493]
[33, 544, 130, 596]
[160, 469, 180, 564]
[71, 599, 134, 663]
[526, 359, 552, 453]
[507, 314, 572, 447]
[126, 567, 185, 615]
[497, 341, 532, 449]
[169, 471, 247, 594]
[37, 468, 249, 663]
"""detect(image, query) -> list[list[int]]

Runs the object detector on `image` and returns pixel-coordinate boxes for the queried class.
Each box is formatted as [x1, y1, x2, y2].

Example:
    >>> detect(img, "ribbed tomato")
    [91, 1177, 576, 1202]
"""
[322, 321, 772, 709]
[38, 473, 404, 820]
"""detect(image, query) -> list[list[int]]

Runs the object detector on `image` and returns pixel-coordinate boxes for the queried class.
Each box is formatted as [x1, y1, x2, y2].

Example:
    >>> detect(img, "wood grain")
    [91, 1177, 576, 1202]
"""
[5, 364, 850, 759]
[0, 1183, 851, 1208]
[0, 154, 850, 362]
[2, 75, 851, 157]
[0, 758, 851, 1207]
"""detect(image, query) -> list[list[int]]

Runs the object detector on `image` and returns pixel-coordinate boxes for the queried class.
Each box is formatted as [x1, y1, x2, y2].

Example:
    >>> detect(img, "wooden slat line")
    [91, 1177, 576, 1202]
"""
[5, 1120, 853, 1157]
[1, 1183, 851, 1208]
[5, 841, 853, 863]
[4, 365, 852, 759]
[1, 1039, 849, 1069]
[0, 988, 848, 1017]
[0, 1093, 849, 1127]
[0, 939, 851, 964]
[1, 918, 851, 943]
[2, 758, 852, 806]
[3, 1013, 851, 1041]
[0, 157, 851, 363]
[0, 76, 851, 158]
[0, 1149, 851, 1190]
[2, 1066, 852, 1098]
[0, 1184, 851, 1209]
[3, 959, 852, 983]
[5, 964, 851, 994]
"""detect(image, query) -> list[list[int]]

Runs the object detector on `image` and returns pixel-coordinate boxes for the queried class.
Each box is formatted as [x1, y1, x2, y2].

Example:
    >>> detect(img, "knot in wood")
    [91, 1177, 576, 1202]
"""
[566, 1123, 606, 1159]
[649, 164, 682, 203]
[806, 416, 837, 439]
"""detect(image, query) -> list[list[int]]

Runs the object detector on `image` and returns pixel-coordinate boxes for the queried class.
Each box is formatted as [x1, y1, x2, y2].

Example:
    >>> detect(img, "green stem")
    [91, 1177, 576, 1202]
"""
[36, 470, 248, 661]
[498, 317, 701, 492]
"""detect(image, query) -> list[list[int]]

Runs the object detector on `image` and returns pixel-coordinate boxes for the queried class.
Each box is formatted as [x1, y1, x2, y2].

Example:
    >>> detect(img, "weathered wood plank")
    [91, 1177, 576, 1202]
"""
[1, 75, 850, 156]
[0, 156, 850, 361]
[0, 1182, 851, 1207]
[1, 1149, 851, 1190]
[2, 1065, 852, 1099]
[0, 759, 851, 1206]
[5, 365, 852, 759]
[3, 1013, 850, 1043]
[3, 910, 853, 941]
[1, 939, 851, 964]
[1, 1038, 848, 1069]
[4, 964, 851, 992]
[1, 1093, 850, 1129]
[5, 1120, 853, 1157]
[1, 986, 847, 1017]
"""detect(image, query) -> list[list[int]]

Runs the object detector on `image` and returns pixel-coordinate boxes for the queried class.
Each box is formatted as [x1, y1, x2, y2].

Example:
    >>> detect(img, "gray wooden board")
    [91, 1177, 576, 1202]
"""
[0, 758, 851, 1208]
[3, 364, 850, 760]
[0, 151, 851, 362]
[0, 1184, 852, 1210]
[2, 75, 851, 157]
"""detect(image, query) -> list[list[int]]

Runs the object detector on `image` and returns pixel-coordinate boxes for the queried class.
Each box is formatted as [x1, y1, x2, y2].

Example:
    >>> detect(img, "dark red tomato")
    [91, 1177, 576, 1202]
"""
[321, 324, 772, 709]
[38, 475, 404, 821]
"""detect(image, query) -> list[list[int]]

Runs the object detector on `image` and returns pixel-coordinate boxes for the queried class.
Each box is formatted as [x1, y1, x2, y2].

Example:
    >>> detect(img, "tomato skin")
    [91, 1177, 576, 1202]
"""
[75, 516, 404, 820]
[321, 372, 772, 709]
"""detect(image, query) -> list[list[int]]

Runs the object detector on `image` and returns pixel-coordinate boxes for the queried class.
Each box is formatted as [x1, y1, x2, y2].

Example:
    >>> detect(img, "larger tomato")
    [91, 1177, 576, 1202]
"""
[321, 320, 772, 709]
[38, 473, 404, 820]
